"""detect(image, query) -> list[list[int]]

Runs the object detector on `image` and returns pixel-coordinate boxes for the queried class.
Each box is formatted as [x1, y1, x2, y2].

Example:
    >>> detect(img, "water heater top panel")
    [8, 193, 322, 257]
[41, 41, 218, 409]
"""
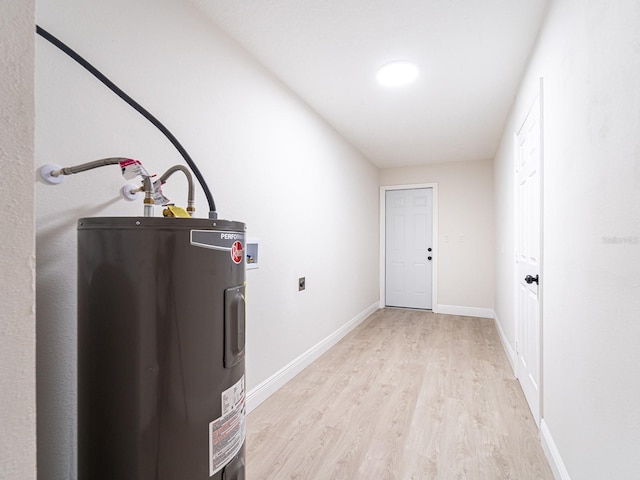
[77, 216, 245, 232]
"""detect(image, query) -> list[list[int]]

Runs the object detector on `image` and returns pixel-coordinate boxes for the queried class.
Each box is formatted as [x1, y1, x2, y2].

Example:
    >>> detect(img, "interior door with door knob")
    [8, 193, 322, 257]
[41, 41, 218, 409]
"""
[385, 188, 433, 309]
[515, 89, 543, 425]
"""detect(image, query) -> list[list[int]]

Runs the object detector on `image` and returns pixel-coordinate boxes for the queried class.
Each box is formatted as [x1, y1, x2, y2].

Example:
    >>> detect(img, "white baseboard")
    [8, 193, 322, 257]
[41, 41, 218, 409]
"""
[541, 419, 571, 480]
[435, 304, 494, 319]
[493, 311, 516, 374]
[246, 302, 379, 413]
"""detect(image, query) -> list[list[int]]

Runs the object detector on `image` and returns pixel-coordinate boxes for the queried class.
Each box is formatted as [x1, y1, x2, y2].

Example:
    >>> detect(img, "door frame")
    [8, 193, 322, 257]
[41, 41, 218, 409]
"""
[513, 77, 544, 424]
[379, 183, 439, 310]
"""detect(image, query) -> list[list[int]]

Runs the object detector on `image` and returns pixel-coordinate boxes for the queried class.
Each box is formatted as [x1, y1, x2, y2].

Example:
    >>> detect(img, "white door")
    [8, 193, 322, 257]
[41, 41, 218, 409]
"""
[385, 188, 433, 309]
[515, 90, 542, 425]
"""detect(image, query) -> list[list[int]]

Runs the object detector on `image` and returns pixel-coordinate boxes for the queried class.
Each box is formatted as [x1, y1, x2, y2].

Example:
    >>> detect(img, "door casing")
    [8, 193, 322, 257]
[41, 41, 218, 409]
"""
[380, 183, 438, 310]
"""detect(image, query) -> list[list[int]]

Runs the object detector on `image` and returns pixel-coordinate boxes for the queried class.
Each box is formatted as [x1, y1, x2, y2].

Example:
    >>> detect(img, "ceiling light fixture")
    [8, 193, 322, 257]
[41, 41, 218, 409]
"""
[376, 61, 419, 87]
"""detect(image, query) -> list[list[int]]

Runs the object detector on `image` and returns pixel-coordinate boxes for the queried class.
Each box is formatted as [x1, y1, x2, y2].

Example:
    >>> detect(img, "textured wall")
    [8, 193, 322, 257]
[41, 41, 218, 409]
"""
[0, 1, 37, 479]
[380, 159, 495, 312]
[35, 0, 379, 477]
[494, 0, 640, 477]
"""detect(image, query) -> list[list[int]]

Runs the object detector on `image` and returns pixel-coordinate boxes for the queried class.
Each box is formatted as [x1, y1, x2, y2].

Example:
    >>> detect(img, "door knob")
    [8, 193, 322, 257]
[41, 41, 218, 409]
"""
[525, 274, 539, 285]
[428, 247, 432, 252]
[427, 256, 432, 261]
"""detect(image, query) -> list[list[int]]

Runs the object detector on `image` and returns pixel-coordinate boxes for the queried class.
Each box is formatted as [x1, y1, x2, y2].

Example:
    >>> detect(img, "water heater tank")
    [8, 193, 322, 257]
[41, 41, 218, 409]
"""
[77, 217, 246, 480]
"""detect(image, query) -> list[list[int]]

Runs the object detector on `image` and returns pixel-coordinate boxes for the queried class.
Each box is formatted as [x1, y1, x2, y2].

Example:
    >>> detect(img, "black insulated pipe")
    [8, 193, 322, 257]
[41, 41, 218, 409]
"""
[35, 25, 218, 217]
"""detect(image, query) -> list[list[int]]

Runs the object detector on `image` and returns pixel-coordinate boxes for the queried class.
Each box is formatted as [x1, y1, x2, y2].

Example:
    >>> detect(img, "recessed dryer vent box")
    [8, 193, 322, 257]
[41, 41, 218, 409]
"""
[246, 240, 258, 270]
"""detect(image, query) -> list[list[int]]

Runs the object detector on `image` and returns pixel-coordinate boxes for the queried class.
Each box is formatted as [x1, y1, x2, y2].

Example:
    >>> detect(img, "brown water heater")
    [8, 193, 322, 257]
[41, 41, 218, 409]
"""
[77, 217, 246, 480]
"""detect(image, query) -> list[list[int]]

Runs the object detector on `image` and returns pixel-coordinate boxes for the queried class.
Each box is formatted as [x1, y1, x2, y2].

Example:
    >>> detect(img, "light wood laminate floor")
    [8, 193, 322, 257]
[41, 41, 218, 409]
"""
[246, 308, 554, 479]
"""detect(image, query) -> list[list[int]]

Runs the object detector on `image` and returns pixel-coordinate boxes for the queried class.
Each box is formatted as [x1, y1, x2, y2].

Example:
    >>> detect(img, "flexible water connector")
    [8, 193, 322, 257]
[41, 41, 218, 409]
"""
[154, 165, 195, 214]
[48, 157, 127, 178]
[40, 157, 199, 218]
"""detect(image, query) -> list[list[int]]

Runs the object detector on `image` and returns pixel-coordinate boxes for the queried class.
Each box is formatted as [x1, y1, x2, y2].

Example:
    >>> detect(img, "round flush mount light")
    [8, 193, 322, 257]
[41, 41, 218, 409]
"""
[376, 61, 419, 87]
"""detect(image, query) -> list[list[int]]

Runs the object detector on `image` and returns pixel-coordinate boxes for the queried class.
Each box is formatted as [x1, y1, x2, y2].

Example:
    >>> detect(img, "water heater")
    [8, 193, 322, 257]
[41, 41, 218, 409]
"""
[77, 217, 246, 479]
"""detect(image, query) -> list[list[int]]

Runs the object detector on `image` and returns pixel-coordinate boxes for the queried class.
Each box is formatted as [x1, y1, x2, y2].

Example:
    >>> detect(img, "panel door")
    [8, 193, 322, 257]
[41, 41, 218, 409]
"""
[385, 188, 433, 309]
[516, 93, 542, 425]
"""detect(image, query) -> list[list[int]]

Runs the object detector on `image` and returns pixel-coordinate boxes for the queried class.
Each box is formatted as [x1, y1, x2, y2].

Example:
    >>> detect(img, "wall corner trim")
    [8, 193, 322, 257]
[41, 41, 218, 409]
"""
[434, 304, 494, 319]
[541, 419, 572, 480]
[246, 302, 380, 413]
[493, 311, 516, 374]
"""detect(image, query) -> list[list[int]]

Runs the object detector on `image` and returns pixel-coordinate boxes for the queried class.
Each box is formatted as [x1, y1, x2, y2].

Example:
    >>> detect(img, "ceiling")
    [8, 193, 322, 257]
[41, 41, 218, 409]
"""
[191, 0, 549, 168]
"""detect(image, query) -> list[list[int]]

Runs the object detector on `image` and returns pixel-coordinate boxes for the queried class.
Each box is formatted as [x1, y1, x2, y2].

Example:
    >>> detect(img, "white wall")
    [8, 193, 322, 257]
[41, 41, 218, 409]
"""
[0, 1, 37, 479]
[380, 159, 495, 313]
[35, 0, 379, 477]
[494, 0, 640, 478]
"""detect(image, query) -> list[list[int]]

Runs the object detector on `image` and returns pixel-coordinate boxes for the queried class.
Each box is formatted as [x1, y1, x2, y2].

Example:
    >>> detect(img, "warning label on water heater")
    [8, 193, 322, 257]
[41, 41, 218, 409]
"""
[209, 375, 245, 477]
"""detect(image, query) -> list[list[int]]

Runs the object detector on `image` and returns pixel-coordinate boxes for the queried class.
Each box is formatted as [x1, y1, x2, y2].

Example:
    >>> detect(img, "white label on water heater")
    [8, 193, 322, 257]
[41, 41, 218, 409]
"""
[209, 375, 246, 477]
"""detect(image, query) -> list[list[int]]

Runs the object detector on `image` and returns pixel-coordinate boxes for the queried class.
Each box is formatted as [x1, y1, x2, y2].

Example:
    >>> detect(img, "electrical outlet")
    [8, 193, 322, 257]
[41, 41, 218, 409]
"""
[298, 277, 306, 291]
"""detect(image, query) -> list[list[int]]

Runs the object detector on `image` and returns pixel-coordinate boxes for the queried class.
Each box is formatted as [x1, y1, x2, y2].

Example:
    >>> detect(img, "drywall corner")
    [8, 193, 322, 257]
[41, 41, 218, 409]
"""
[0, 0, 37, 479]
